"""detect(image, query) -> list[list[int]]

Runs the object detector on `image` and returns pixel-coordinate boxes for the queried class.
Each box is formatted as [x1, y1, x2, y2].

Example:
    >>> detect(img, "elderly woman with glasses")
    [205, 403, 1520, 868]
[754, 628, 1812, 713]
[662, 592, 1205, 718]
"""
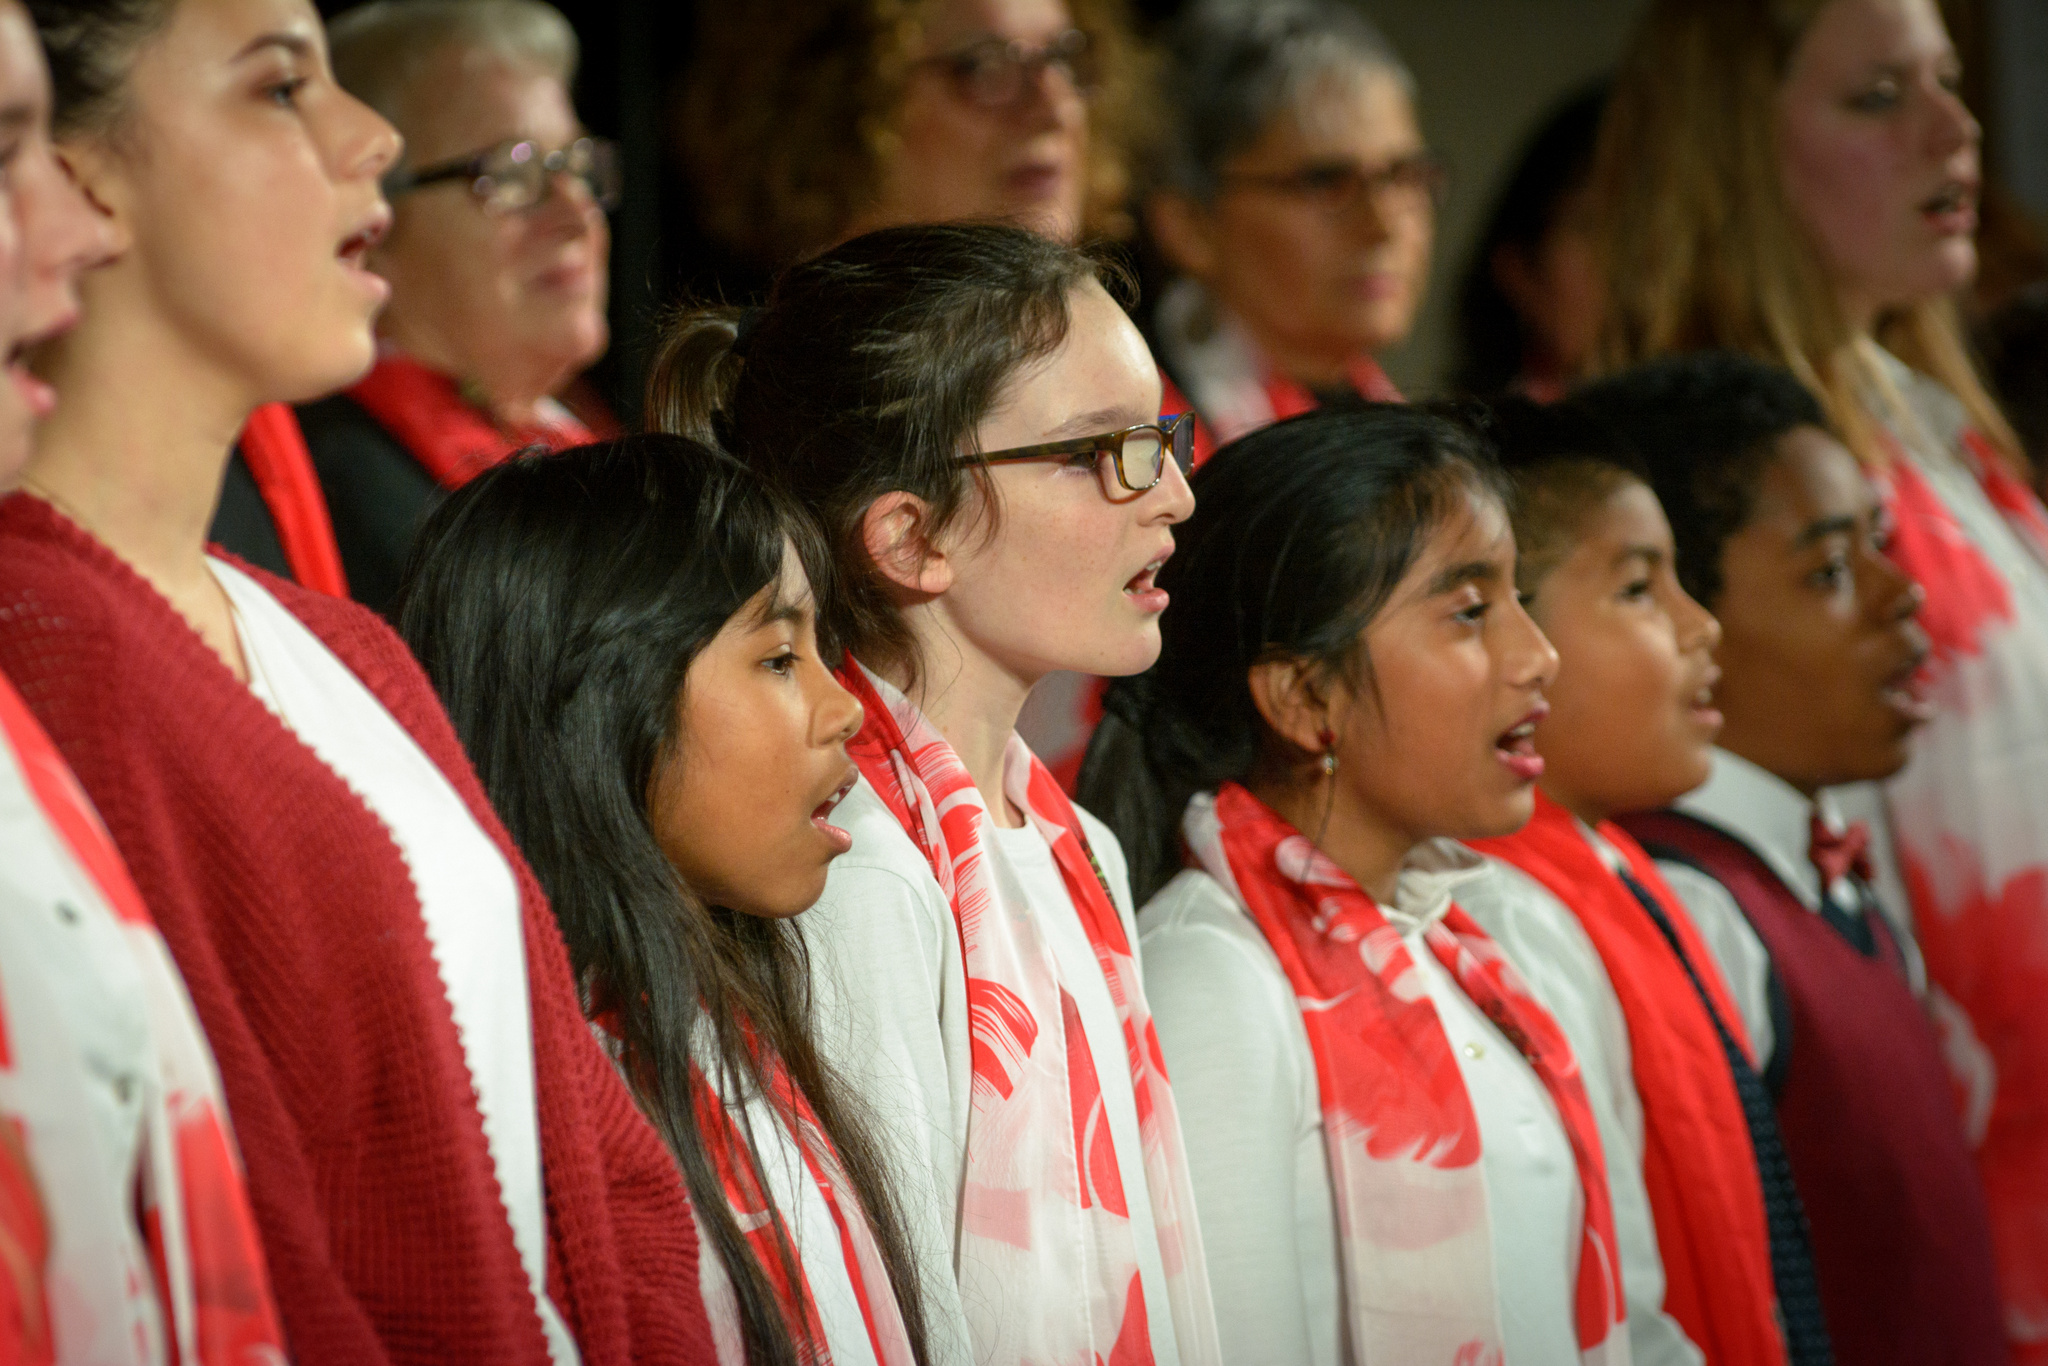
[680, 0, 1151, 269]
[1146, 0, 1442, 464]
[218, 0, 619, 615]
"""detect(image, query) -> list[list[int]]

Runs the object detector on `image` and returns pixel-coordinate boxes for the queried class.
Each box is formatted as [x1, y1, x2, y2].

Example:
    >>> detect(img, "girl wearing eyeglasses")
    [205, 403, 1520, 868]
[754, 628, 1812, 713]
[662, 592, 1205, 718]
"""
[681, 0, 1148, 268]
[0, 0, 712, 1360]
[1146, 0, 1439, 465]
[1080, 407, 1629, 1366]
[650, 222, 1221, 1366]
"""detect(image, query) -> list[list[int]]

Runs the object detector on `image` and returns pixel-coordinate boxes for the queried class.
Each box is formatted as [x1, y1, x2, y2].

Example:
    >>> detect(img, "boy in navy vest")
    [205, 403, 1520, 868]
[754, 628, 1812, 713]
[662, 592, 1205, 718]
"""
[1584, 352, 2007, 1366]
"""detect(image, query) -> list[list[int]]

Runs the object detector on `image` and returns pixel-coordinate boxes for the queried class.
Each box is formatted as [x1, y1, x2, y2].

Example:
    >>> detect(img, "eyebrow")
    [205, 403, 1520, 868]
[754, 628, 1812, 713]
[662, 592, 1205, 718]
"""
[0, 104, 35, 136]
[233, 32, 317, 63]
[1793, 514, 1860, 548]
[1612, 544, 1663, 570]
[1425, 558, 1504, 597]
[746, 594, 814, 630]
[1041, 406, 1148, 441]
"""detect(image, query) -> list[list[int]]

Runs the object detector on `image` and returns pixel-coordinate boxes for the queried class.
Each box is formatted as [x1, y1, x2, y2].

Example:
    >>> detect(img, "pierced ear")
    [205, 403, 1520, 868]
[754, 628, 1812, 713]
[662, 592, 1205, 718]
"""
[861, 491, 953, 597]
[1146, 190, 1219, 282]
[1247, 656, 1334, 757]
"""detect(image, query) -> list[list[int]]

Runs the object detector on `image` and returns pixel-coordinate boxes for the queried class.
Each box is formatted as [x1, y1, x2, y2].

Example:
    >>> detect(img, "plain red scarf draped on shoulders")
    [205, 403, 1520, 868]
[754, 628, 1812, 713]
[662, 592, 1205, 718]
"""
[1469, 791, 1787, 1366]
[347, 353, 599, 488]
[0, 493, 714, 1366]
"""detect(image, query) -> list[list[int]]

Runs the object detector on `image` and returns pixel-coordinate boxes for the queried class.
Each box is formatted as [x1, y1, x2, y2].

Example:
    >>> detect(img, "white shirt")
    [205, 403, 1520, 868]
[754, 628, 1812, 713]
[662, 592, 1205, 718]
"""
[0, 728, 167, 1365]
[799, 756, 1173, 1366]
[1457, 850, 1705, 1366]
[1138, 840, 1586, 1366]
[1655, 749, 1927, 1073]
[211, 559, 578, 1366]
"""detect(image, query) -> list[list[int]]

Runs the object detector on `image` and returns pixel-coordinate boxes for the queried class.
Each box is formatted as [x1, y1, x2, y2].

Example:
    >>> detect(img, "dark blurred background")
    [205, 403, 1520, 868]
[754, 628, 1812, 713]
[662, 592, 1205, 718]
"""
[315, 0, 2048, 422]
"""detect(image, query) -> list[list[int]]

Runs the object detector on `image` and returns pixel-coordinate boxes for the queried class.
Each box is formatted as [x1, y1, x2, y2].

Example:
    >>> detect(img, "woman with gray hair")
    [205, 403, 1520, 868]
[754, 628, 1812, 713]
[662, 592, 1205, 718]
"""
[302, 0, 617, 614]
[1146, 0, 1439, 461]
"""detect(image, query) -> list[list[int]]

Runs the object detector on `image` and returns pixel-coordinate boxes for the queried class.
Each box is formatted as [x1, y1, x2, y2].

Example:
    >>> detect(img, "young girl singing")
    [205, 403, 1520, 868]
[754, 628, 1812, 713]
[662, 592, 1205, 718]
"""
[650, 223, 1221, 1366]
[0, 0, 709, 1358]
[1080, 405, 1626, 1366]
[398, 433, 931, 1366]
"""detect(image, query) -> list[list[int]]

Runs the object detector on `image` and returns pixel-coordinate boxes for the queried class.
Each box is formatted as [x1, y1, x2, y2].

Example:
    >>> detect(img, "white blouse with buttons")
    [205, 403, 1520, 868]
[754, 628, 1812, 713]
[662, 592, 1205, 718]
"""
[1138, 842, 1583, 1366]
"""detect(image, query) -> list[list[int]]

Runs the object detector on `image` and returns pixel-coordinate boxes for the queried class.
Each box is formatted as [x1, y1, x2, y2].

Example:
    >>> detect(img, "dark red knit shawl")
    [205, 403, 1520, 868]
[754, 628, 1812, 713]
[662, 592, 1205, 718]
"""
[0, 493, 713, 1366]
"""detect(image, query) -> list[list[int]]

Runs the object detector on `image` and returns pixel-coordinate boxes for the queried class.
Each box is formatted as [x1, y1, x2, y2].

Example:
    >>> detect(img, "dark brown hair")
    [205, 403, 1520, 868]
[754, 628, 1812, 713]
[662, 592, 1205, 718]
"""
[398, 435, 931, 1366]
[28, 0, 174, 135]
[647, 221, 1127, 682]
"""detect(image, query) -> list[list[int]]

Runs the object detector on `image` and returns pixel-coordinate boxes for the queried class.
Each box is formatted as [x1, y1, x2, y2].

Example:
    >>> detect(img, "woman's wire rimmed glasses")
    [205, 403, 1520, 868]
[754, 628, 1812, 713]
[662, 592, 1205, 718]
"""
[384, 136, 622, 216]
[965, 413, 1193, 499]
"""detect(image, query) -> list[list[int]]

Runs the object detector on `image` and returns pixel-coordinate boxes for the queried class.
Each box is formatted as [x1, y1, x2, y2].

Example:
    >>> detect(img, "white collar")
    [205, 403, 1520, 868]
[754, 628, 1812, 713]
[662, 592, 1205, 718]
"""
[1153, 277, 1284, 446]
[1672, 748, 1854, 912]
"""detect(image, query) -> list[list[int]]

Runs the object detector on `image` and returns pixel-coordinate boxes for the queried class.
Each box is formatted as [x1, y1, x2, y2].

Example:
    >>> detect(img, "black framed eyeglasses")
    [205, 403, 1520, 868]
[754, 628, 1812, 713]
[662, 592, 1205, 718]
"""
[965, 413, 1194, 498]
[1217, 151, 1448, 217]
[383, 135, 622, 216]
[917, 27, 1098, 109]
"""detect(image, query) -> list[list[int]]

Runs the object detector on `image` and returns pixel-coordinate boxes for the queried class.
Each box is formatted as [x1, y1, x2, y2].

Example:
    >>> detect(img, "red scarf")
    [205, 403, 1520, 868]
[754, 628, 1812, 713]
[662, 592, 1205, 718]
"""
[0, 670, 287, 1364]
[1191, 784, 1623, 1363]
[236, 402, 347, 597]
[693, 1056, 916, 1366]
[1469, 792, 1788, 1366]
[346, 353, 595, 489]
[838, 663, 1221, 1366]
[1164, 356, 1402, 470]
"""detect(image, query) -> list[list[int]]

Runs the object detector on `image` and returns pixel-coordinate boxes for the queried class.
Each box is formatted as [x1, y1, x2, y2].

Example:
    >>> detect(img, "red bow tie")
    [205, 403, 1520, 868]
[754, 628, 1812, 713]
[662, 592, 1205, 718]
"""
[1809, 815, 1874, 887]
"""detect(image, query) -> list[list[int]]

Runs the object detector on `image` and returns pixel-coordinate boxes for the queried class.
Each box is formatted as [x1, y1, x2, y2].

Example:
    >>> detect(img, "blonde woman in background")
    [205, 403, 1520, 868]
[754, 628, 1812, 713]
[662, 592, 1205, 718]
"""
[1595, 0, 2048, 1357]
[680, 0, 1152, 266]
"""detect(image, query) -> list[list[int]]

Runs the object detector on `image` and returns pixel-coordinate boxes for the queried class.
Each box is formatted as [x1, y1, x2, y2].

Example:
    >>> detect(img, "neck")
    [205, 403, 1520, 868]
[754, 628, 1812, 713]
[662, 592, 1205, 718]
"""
[1235, 316, 1364, 393]
[1246, 771, 1411, 904]
[23, 286, 257, 678]
[376, 314, 566, 431]
[1542, 784, 1607, 832]
[878, 605, 1035, 828]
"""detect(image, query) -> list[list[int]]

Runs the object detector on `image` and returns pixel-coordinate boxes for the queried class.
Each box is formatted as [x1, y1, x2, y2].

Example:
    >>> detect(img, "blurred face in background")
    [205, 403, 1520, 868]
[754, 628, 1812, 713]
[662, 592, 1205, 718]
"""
[1151, 64, 1436, 386]
[371, 47, 608, 402]
[1777, 0, 1979, 330]
[1491, 178, 1605, 388]
[852, 0, 1090, 243]
[0, 0, 107, 485]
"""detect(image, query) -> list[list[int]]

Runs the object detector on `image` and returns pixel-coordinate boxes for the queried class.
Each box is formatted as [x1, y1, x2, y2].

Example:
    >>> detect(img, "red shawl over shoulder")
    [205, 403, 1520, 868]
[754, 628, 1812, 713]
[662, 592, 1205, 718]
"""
[1470, 792, 1786, 1366]
[0, 494, 713, 1366]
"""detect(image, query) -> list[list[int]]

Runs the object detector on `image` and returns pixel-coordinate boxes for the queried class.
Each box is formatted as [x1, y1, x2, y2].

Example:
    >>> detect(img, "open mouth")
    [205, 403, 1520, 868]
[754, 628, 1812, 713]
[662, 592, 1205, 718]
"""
[1688, 668, 1724, 729]
[1880, 650, 1935, 724]
[5, 313, 73, 420]
[1493, 705, 1548, 781]
[337, 207, 392, 271]
[810, 768, 858, 854]
[1124, 545, 1174, 611]
[1921, 180, 1977, 226]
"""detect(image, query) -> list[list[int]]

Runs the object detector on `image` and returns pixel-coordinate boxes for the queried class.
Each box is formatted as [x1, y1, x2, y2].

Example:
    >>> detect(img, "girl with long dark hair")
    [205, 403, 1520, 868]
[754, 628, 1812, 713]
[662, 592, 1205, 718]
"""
[649, 222, 1221, 1366]
[0, 0, 710, 1358]
[399, 433, 930, 1366]
[1078, 407, 1627, 1365]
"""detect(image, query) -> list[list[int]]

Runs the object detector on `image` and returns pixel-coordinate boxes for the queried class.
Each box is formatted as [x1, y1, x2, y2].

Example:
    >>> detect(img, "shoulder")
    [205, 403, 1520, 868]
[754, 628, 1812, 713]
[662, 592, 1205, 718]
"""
[0, 495, 136, 633]
[1139, 870, 1291, 1007]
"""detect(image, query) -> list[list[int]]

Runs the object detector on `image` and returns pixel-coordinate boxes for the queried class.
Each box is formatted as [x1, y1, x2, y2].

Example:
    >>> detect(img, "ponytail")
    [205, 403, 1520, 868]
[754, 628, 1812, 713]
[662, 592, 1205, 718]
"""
[1078, 405, 1507, 904]
[643, 306, 747, 449]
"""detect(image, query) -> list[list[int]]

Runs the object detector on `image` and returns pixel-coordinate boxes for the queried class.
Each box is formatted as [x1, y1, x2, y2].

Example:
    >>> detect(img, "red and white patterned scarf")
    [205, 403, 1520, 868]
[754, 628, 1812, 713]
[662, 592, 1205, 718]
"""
[1186, 783, 1625, 1365]
[839, 663, 1221, 1366]
[0, 672, 285, 1365]
[694, 1053, 917, 1366]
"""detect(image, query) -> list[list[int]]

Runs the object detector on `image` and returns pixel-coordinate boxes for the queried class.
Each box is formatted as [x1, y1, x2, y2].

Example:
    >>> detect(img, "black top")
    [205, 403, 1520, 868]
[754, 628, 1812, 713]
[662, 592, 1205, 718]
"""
[209, 448, 293, 579]
[296, 393, 443, 618]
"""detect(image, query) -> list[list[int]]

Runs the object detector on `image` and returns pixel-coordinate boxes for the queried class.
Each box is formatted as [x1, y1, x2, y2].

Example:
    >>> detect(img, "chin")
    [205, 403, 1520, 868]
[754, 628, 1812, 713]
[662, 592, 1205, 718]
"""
[1475, 786, 1538, 838]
